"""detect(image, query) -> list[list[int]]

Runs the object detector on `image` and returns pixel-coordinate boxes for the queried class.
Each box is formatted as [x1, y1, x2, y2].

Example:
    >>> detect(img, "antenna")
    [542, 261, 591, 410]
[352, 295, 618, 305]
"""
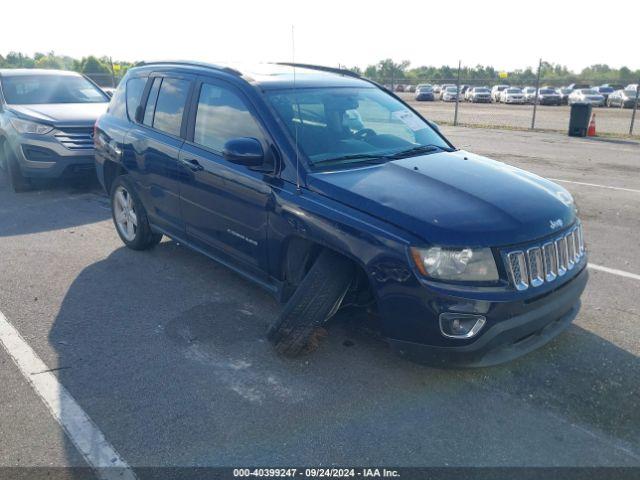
[292, 25, 301, 193]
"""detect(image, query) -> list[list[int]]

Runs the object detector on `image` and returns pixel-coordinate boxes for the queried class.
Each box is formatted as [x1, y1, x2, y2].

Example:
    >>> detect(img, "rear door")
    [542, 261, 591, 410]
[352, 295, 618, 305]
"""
[123, 73, 194, 238]
[178, 77, 273, 273]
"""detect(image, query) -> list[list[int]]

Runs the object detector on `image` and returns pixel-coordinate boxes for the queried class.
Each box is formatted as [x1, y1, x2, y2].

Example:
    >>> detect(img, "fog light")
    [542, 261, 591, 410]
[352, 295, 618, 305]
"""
[439, 313, 486, 339]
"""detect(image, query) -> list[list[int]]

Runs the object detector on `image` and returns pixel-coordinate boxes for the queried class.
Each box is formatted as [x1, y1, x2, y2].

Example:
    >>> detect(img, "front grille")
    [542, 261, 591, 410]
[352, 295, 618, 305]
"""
[506, 223, 585, 291]
[54, 127, 94, 150]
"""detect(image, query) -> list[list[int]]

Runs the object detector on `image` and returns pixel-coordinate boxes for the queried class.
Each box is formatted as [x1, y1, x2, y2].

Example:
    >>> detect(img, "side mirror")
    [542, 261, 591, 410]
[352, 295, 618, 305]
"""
[222, 137, 264, 167]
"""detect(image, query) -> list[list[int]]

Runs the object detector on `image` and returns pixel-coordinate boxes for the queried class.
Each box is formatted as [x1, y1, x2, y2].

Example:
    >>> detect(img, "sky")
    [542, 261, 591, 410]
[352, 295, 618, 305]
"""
[2, 0, 638, 72]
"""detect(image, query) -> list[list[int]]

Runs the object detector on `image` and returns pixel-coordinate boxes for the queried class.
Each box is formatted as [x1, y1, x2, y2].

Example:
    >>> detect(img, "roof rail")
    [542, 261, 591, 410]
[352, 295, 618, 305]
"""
[137, 60, 242, 76]
[275, 62, 361, 78]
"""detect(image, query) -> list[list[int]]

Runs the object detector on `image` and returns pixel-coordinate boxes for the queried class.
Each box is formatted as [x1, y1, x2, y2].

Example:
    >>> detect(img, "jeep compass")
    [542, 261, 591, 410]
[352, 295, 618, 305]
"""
[94, 61, 588, 366]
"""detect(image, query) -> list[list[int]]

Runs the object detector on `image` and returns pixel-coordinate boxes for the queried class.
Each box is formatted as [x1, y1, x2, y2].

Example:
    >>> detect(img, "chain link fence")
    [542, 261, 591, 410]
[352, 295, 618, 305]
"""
[379, 65, 640, 138]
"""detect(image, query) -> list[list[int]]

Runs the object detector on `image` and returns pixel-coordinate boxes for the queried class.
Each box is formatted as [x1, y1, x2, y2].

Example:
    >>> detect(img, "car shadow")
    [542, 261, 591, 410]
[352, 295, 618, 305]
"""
[48, 241, 639, 473]
[0, 169, 109, 238]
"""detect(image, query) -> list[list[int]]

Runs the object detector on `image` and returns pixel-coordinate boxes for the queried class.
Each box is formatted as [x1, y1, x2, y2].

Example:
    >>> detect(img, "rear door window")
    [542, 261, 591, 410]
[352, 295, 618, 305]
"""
[152, 78, 191, 136]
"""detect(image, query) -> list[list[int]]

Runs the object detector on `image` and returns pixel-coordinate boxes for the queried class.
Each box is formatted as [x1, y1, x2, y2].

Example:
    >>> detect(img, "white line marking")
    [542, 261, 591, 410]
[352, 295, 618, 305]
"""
[589, 263, 640, 281]
[0, 310, 137, 480]
[549, 178, 640, 194]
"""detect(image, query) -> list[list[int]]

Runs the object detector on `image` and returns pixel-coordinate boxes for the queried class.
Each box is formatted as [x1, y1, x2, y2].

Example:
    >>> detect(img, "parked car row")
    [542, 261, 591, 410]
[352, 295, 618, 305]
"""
[409, 82, 639, 108]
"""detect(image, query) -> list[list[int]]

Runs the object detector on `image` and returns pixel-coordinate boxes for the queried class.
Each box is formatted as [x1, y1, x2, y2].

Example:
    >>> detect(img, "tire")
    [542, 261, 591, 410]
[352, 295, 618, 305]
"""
[268, 249, 354, 357]
[3, 143, 32, 192]
[110, 174, 162, 250]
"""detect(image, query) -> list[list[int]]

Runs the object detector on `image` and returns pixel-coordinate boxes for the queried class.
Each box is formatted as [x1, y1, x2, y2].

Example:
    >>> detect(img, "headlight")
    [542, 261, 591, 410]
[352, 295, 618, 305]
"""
[9, 118, 54, 135]
[410, 246, 499, 282]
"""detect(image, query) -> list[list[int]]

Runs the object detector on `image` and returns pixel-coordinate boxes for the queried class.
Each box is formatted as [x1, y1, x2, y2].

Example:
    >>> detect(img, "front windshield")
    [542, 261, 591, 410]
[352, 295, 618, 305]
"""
[506, 88, 521, 93]
[1, 74, 108, 104]
[475, 88, 490, 93]
[540, 89, 555, 94]
[581, 89, 598, 95]
[266, 87, 450, 166]
[599, 87, 614, 93]
[445, 87, 458, 93]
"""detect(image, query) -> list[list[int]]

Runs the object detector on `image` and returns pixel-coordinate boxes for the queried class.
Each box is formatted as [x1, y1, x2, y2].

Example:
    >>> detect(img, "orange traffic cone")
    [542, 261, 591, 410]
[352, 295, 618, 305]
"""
[587, 113, 596, 136]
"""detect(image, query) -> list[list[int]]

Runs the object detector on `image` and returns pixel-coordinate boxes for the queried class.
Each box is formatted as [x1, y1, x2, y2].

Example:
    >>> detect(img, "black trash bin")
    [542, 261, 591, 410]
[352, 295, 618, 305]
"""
[568, 103, 592, 137]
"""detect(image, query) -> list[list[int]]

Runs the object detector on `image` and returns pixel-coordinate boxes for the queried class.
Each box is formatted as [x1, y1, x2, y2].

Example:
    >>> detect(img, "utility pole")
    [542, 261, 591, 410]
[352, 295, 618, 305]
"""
[630, 81, 639, 136]
[454, 60, 461, 126]
[531, 58, 542, 130]
[109, 57, 116, 87]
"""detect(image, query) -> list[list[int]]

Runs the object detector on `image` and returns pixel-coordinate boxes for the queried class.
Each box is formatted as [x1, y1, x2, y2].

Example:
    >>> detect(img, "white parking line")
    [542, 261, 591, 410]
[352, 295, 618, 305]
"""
[0, 310, 137, 480]
[589, 263, 640, 281]
[549, 178, 640, 194]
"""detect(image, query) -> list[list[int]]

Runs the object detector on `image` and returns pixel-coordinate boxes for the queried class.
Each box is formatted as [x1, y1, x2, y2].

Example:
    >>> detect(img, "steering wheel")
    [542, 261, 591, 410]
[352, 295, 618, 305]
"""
[354, 128, 377, 140]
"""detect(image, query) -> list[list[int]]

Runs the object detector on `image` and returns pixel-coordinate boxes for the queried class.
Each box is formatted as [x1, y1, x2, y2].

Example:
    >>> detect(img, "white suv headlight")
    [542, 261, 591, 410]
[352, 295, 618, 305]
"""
[10, 118, 54, 135]
[410, 246, 499, 282]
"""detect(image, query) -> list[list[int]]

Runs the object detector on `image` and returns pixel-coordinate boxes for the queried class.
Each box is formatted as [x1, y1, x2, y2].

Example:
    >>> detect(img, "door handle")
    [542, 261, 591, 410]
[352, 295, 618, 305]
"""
[180, 157, 204, 171]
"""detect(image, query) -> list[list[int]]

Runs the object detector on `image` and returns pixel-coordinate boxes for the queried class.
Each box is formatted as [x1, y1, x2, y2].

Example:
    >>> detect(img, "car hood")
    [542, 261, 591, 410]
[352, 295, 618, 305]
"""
[307, 150, 576, 247]
[7, 103, 108, 127]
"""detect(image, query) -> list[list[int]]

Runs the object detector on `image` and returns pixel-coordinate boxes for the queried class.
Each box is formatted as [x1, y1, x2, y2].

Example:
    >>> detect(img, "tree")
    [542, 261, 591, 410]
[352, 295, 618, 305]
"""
[34, 51, 63, 69]
[79, 56, 110, 74]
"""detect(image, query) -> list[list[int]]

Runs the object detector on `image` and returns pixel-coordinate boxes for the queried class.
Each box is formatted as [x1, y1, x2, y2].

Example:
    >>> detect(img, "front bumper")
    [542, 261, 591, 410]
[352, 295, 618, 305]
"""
[387, 265, 588, 367]
[7, 132, 96, 179]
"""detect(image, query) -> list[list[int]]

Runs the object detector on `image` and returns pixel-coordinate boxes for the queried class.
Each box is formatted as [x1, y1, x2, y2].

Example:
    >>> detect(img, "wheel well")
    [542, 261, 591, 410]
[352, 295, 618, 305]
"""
[280, 237, 376, 310]
[103, 160, 126, 194]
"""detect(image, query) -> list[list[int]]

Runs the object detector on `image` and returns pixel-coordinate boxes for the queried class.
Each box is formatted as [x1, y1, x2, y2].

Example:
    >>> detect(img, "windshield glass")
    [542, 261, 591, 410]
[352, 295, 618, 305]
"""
[506, 88, 521, 93]
[266, 87, 450, 166]
[475, 88, 490, 93]
[540, 89, 555, 94]
[1, 74, 108, 104]
[581, 89, 598, 95]
[598, 87, 614, 93]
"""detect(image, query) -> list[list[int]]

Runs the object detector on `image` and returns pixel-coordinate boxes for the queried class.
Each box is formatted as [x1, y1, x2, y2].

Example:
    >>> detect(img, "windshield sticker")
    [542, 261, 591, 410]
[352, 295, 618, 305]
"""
[392, 110, 424, 131]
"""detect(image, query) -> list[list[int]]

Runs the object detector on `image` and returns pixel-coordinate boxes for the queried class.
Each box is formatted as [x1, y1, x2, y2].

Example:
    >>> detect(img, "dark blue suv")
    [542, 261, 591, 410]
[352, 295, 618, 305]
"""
[94, 61, 588, 366]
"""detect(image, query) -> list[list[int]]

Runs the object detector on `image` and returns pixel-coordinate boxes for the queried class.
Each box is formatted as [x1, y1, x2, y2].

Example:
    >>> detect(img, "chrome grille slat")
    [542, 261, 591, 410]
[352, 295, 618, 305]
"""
[527, 247, 544, 287]
[556, 236, 568, 276]
[566, 231, 576, 270]
[542, 242, 557, 282]
[506, 225, 585, 291]
[507, 251, 529, 291]
[54, 128, 94, 150]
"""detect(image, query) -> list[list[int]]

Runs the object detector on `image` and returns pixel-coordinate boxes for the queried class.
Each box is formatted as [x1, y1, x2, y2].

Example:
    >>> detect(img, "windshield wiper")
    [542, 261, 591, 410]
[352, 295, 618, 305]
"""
[313, 153, 392, 167]
[387, 144, 449, 159]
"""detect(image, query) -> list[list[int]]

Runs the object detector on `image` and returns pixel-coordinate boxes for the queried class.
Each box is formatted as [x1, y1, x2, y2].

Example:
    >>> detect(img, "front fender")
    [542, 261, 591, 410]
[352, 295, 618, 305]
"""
[267, 184, 424, 309]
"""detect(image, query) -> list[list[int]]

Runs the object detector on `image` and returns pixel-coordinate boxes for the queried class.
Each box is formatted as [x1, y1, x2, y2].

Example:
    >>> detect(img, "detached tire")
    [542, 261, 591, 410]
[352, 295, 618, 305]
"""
[3, 143, 32, 193]
[268, 249, 354, 357]
[110, 174, 162, 250]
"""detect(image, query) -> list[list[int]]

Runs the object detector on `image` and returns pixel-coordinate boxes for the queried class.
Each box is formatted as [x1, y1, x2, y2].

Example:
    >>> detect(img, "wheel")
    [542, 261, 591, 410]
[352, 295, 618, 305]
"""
[268, 249, 354, 357]
[3, 143, 32, 192]
[110, 175, 162, 250]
